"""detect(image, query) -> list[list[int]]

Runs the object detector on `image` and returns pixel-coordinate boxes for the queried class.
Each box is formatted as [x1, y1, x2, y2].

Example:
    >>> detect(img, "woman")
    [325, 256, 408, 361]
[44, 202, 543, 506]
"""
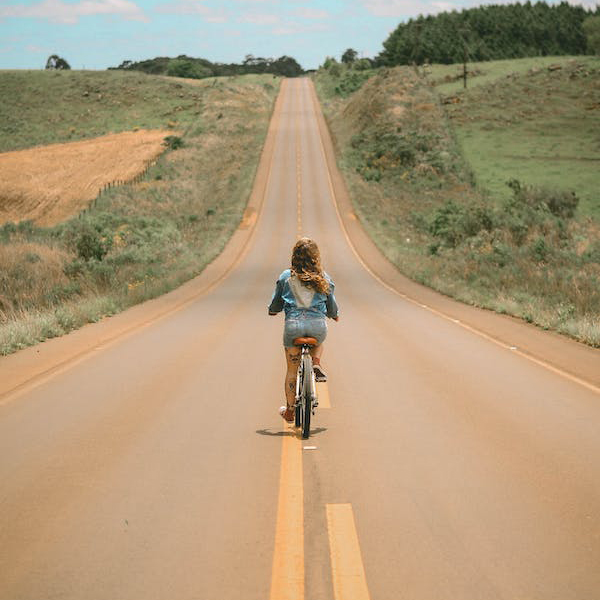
[268, 237, 339, 422]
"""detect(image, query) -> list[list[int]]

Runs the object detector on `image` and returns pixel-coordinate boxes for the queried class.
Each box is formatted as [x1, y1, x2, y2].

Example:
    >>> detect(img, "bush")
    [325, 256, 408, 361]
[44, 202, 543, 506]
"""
[334, 71, 372, 97]
[62, 219, 113, 262]
[501, 180, 579, 245]
[429, 200, 495, 248]
[429, 201, 466, 247]
[506, 179, 578, 218]
[353, 59, 373, 71]
[329, 63, 342, 78]
[163, 135, 184, 150]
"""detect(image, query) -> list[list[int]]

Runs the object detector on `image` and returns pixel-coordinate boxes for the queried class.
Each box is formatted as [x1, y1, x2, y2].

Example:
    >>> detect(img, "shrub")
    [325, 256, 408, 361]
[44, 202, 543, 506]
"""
[334, 71, 373, 97]
[63, 219, 113, 262]
[329, 63, 342, 78]
[428, 201, 493, 247]
[429, 201, 466, 247]
[163, 135, 184, 150]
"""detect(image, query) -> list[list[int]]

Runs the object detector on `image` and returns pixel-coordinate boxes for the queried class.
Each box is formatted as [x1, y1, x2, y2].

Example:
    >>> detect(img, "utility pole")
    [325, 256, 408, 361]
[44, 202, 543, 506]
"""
[459, 27, 470, 89]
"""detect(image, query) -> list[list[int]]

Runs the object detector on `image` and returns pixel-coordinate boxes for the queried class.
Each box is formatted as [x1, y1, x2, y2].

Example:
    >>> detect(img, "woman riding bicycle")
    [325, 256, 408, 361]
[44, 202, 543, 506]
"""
[268, 237, 339, 423]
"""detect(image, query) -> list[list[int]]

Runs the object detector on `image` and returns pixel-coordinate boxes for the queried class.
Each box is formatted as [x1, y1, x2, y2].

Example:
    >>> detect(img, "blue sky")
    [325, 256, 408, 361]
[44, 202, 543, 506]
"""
[0, 0, 597, 70]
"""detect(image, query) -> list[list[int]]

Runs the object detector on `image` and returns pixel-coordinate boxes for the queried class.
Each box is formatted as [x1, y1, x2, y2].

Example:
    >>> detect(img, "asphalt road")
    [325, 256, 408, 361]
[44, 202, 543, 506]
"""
[1, 78, 599, 600]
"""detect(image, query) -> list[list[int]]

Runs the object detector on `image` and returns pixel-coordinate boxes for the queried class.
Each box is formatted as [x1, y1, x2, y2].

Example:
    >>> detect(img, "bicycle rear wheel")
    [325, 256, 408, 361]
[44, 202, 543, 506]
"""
[294, 359, 302, 428]
[301, 353, 314, 439]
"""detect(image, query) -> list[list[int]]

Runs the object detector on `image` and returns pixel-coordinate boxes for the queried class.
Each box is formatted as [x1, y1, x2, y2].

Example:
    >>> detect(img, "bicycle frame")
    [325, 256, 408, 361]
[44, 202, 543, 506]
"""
[294, 343, 317, 439]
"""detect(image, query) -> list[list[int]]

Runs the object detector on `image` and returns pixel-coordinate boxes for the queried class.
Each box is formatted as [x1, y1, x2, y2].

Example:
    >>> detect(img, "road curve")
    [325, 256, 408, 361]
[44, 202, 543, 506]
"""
[1, 78, 599, 600]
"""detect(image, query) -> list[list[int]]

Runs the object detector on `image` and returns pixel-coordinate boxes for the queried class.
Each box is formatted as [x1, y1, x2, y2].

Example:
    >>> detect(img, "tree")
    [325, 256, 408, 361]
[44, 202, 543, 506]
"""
[45, 54, 70, 70]
[341, 48, 358, 64]
[583, 16, 600, 54]
[270, 56, 303, 77]
[167, 59, 212, 79]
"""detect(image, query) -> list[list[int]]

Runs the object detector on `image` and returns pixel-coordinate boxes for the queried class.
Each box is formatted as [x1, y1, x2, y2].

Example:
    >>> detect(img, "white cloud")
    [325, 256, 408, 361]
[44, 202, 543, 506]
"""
[0, 0, 148, 23]
[272, 21, 329, 36]
[155, 0, 228, 22]
[294, 7, 329, 19]
[360, 0, 599, 18]
[239, 12, 279, 24]
[360, 0, 449, 17]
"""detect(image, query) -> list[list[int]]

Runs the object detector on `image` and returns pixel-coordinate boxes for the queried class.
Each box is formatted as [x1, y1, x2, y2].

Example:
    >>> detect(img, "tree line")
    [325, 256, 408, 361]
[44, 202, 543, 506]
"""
[110, 54, 304, 79]
[377, 1, 600, 66]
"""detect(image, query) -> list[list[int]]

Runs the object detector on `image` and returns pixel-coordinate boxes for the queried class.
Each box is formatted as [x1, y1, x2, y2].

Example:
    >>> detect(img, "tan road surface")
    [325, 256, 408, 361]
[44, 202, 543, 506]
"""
[1, 79, 599, 600]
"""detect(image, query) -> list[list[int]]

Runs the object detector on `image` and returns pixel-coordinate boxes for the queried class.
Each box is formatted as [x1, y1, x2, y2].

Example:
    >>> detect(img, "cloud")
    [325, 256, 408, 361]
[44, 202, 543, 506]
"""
[155, 1, 228, 22]
[293, 7, 329, 19]
[271, 21, 330, 36]
[239, 12, 280, 24]
[359, 0, 453, 17]
[0, 0, 148, 23]
[360, 0, 598, 18]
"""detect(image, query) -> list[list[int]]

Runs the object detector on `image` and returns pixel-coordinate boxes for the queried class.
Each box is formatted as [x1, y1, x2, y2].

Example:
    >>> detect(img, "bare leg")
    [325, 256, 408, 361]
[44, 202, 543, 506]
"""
[309, 343, 324, 365]
[284, 347, 301, 408]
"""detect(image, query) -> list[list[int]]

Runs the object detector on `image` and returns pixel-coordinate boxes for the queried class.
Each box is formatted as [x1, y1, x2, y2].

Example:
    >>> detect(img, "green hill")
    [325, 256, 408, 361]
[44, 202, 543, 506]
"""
[314, 56, 600, 345]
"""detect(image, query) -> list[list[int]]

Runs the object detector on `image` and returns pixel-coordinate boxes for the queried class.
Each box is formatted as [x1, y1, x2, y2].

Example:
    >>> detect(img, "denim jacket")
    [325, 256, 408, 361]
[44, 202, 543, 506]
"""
[268, 269, 339, 320]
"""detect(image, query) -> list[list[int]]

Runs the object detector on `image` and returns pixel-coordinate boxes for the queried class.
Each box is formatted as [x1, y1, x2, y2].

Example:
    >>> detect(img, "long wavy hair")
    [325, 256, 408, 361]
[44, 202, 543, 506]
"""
[291, 237, 330, 294]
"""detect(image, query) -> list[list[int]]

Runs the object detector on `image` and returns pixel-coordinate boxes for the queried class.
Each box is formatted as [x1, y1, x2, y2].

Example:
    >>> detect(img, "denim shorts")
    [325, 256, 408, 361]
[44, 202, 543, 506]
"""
[283, 317, 327, 348]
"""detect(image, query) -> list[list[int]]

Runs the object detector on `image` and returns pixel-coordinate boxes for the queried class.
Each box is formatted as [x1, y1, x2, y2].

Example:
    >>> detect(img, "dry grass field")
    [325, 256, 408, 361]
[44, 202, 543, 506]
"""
[0, 129, 171, 226]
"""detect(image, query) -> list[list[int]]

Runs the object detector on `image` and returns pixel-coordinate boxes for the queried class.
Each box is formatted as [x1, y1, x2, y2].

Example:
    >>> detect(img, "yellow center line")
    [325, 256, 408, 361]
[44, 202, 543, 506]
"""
[270, 82, 305, 600]
[296, 129, 302, 239]
[269, 425, 304, 600]
[326, 504, 371, 600]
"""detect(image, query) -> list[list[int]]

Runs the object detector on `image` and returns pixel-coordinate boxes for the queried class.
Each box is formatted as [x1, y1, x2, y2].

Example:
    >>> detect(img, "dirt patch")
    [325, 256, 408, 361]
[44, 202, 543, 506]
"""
[0, 129, 172, 226]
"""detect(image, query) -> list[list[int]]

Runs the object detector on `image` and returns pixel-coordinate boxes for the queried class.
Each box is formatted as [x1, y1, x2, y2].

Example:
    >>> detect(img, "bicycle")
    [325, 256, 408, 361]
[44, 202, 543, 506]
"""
[293, 336, 319, 439]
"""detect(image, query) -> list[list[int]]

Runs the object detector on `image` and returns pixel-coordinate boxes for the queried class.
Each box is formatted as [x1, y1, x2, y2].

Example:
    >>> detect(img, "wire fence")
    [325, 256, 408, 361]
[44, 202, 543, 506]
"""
[78, 158, 158, 218]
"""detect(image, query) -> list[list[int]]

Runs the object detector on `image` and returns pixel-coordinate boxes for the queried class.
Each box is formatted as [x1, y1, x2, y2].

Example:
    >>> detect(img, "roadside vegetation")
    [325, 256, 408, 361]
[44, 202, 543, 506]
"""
[0, 70, 279, 355]
[314, 56, 600, 346]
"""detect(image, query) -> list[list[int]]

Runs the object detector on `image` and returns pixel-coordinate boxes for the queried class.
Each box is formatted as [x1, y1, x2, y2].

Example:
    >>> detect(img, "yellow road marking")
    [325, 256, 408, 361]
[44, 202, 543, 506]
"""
[316, 382, 331, 408]
[270, 425, 304, 600]
[296, 112, 303, 238]
[326, 504, 371, 600]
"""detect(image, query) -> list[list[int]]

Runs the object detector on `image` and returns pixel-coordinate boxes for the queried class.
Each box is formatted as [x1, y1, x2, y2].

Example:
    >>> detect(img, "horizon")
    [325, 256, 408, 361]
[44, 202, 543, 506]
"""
[1, 0, 598, 71]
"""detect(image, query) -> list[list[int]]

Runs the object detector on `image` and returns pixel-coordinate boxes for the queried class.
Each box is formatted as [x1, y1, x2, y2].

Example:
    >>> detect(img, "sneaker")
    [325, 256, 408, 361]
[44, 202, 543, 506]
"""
[279, 406, 295, 423]
[313, 364, 327, 382]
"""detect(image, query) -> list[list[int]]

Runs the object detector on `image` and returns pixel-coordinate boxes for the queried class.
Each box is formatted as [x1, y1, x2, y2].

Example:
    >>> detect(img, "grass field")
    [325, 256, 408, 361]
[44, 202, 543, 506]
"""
[314, 58, 599, 346]
[433, 56, 600, 219]
[0, 70, 279, 151]
[0, 70, 279, 354]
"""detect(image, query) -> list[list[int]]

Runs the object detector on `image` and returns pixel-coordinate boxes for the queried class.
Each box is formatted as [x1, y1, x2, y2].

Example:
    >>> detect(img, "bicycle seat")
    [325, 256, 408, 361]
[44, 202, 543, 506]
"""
[293, 337, 318, 347]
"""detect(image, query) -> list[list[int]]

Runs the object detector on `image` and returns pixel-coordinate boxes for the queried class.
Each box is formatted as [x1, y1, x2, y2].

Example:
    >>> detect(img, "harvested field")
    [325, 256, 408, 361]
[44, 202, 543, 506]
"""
[0, 129, 171, 226]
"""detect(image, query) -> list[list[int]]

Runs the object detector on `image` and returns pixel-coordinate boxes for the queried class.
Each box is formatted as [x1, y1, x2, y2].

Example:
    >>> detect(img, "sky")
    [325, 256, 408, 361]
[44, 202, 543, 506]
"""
[0, 0, 597, 71]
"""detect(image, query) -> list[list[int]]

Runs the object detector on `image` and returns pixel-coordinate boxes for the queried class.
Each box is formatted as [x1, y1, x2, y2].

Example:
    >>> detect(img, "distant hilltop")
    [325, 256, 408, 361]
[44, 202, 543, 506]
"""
[110, 54, 304, 79]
